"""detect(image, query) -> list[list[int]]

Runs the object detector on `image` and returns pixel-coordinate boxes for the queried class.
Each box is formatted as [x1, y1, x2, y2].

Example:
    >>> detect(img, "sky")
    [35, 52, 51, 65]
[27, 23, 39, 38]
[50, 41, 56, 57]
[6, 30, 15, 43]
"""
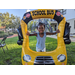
[0, 9, 75, 20]
[0, 9, 36, 19]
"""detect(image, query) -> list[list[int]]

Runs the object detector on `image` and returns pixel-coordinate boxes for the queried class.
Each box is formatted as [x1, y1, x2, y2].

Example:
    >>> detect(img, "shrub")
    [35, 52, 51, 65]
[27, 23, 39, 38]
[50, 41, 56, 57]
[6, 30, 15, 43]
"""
[0, 31, 4, 33]
[8, 32, 13, 36]
[0, 33, 8, 38]
[0, 31, 14, 38]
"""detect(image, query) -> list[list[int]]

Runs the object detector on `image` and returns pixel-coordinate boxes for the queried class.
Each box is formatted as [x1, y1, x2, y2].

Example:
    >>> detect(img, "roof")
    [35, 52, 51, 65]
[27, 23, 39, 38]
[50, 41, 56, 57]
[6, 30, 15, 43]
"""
[0, 26, 6, 29]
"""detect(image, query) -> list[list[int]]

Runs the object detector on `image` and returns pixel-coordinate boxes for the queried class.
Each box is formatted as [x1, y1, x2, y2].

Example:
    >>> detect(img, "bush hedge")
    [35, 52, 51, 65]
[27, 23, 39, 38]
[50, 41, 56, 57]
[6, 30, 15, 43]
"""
[0, 31, 14, 38]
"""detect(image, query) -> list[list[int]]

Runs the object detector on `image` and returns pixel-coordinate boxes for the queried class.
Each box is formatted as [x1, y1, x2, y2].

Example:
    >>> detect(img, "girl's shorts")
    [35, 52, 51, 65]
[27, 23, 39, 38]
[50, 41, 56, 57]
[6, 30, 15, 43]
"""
[36, 47, 46, 52]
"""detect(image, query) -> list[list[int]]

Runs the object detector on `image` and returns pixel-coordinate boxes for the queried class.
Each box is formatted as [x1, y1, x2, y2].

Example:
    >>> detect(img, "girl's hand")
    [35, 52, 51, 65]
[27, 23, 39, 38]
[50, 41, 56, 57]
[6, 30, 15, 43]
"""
[56, 29, 60, 33]
[26, 31, 30, 36]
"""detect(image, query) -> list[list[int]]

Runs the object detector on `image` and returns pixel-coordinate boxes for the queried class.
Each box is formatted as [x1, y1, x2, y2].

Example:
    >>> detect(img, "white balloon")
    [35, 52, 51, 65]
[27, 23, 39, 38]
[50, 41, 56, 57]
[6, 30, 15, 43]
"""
[26, 9, 30, 12]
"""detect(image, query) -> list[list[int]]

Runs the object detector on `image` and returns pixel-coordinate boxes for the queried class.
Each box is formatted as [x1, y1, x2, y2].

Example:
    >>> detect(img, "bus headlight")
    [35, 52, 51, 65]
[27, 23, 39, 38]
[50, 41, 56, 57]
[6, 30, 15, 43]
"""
[23, 55, 31, 62]
[57, 54, 66, 62]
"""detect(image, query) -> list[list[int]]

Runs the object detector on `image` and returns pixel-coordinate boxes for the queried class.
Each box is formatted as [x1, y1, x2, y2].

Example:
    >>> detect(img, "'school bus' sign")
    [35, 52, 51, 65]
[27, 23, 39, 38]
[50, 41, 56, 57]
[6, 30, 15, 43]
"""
[32, 10, 54, 16]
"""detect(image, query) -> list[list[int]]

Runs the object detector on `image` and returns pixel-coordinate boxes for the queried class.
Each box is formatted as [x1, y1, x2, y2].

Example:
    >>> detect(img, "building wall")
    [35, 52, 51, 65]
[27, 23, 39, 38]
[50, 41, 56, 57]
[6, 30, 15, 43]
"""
[62, 9, 75, 34]
[63, 9, 75, 20]
[66, 18, 75, 34]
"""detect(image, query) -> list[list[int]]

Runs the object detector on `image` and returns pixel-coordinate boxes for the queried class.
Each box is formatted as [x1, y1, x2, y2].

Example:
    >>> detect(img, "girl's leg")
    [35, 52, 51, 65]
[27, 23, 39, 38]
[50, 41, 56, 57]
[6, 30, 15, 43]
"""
[36, 47, 46, 52]
[42, 47, 46, 52]
[36, 47, 41, 52]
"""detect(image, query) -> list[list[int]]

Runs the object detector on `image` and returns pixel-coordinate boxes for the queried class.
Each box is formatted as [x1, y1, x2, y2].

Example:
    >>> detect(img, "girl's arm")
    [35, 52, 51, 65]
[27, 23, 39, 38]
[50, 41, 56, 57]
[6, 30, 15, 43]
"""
[46, 32, 57, 35]
[29, 33, 37, 36]
[26, 31, 37, 36]
[46, 29, 60, 35]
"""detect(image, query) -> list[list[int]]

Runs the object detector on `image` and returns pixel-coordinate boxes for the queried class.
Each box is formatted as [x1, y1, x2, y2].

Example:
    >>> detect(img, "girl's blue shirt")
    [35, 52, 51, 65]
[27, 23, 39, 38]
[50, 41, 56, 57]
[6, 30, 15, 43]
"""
[36, 32, 46, 50]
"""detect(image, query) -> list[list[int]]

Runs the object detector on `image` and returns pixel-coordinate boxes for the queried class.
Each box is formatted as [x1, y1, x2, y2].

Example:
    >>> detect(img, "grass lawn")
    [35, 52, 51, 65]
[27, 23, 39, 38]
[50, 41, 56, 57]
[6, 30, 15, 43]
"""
[0, 36, 75, 65]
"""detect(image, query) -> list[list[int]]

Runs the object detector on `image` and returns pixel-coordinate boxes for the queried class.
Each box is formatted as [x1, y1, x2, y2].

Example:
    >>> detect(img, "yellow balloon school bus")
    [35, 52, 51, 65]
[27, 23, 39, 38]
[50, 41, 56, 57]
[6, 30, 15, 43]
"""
[17, 9, 71, 65]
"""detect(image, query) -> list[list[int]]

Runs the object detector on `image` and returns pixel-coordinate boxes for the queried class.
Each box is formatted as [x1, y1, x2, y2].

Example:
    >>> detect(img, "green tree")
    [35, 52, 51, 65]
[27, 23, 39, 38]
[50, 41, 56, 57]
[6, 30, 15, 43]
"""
[28, 20, 36, 30]
[0, 12, 20, 29]
[1, 12, 10, 27]
[11, 16, 20, 29]
[28, 20, 33, 31]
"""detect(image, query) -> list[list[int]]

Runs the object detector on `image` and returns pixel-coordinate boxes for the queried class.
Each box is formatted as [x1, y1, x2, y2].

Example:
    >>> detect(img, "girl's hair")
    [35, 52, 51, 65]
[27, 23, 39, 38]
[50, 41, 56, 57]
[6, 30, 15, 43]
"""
[37, 22, 45, 29]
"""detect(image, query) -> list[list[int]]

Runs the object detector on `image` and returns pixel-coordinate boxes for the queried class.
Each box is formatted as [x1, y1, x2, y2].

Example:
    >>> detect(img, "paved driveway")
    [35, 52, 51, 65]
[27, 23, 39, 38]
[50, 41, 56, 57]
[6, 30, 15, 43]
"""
[0, 34, 18, 40]
[47, 35, 75, 42]
[70, 37, 75, 42]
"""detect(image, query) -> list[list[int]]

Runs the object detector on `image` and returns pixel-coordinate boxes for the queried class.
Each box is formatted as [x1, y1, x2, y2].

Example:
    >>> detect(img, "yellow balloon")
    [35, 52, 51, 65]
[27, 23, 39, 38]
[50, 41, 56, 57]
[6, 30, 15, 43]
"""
[21, 9, 67, 65]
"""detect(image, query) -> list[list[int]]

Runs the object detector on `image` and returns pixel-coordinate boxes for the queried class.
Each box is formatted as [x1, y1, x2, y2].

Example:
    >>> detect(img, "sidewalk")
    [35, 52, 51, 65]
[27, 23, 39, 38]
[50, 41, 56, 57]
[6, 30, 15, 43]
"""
[47, 35, 75, 42]
[70, 37, 75, 42]
[0, 34, 18, 40]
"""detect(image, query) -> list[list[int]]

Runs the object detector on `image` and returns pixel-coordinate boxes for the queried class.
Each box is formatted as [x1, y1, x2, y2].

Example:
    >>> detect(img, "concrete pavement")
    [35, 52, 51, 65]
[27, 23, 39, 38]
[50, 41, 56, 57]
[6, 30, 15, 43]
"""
[0, 34, 18, 40]
[47, 35, 75, 42]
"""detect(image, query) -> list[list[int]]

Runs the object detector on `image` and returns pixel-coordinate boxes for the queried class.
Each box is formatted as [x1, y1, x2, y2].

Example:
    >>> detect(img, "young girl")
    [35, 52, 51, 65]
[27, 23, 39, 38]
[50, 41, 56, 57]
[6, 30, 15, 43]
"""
[26, 22, 60, 52]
